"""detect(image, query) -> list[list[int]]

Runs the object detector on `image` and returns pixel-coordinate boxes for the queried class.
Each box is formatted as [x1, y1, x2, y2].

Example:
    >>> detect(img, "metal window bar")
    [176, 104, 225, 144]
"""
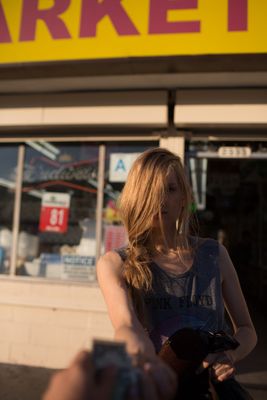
[95, 144, 106, 262]
[189, 157, 208, 211]
[10, 144, 25, 276]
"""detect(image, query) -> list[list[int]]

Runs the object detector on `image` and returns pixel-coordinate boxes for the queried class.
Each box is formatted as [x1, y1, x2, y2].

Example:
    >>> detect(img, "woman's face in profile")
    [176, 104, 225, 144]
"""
[159, 170, 182, 226]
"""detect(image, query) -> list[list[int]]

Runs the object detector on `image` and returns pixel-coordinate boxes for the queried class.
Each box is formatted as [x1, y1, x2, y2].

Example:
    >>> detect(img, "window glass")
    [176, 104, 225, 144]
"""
[17, 141, 98, 282]
[102, 142, 158, 254]
[0, 145, 18, 274]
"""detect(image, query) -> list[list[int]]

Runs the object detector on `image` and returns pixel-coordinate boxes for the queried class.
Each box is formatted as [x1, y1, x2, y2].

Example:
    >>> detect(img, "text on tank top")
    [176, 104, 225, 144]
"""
[115, 238, 225, 352]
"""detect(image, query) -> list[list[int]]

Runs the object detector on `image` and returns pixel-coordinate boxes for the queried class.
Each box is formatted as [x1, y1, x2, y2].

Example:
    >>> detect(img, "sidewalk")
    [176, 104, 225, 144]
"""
[236, 300, 267, 400]
[0, 299, 265, 400]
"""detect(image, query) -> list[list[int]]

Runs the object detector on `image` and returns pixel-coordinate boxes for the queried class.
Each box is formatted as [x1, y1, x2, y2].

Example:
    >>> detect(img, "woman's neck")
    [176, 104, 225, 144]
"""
[151, 230, 193, 270]
[152, 227, 182, 254]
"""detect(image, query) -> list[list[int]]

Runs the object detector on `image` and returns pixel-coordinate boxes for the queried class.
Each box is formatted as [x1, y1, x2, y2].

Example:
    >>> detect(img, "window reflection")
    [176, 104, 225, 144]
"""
[0, 141, 159, 281]
[0, 146, 18, 274]
[102, 143, 158, 254]
[17, 142, 98, 282]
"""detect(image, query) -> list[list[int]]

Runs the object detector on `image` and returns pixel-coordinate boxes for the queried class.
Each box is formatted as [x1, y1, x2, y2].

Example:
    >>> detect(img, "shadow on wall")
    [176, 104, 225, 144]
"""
[0, 363, 56, 400]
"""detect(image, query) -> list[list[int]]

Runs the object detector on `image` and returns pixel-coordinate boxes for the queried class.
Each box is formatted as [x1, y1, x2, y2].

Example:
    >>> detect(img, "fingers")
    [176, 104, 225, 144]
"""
[211, 358, 235, 382]
[127, 357, 177, 400]
[206, 352, 235, 382]
[145, 360, 178, 400]
[68, 350, 91, 370]
[42, 367, 84, 400]
[67, 350, 95, 390]
[94, 365, 118, 398]
[196, 353, 218, 374]
[139, 363, 160, 400]
[197, 352, 235, 382]
[43, 357, 119, 400]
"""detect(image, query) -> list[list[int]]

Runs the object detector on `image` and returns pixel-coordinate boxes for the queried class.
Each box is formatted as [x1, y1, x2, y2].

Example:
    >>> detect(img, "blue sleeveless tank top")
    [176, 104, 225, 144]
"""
[115, 238, 226, 353]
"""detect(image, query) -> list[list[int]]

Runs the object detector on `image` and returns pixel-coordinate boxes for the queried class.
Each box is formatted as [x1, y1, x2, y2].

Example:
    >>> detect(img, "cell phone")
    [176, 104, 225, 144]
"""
[92, 339, 141, 400]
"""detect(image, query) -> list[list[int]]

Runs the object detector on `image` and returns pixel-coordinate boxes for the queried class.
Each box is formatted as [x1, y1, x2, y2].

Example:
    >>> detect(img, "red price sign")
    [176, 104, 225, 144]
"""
[39, 193, 70, 233]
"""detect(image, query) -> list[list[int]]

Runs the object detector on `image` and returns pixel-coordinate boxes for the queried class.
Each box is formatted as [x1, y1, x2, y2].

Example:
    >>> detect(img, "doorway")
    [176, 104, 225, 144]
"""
[187, 143, 267, 306]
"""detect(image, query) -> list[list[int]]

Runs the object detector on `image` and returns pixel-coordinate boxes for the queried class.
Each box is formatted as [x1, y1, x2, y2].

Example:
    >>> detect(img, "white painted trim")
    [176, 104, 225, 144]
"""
[175, 104, 267, 125]
[0, 136, 161, 143]
[0, 105, 167, 126]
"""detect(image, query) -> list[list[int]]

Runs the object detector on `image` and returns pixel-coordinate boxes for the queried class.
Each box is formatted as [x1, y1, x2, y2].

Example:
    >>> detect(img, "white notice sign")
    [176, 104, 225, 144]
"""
[109, 153, 140, 182]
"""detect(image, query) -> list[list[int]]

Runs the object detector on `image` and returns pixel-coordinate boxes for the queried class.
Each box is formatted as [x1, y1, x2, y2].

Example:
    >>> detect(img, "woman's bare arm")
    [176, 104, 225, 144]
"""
[96, 251, 156, 358]
[97, 251, 178, 399]
[219, 244, 257, 363]
[201, 243, 257, 382]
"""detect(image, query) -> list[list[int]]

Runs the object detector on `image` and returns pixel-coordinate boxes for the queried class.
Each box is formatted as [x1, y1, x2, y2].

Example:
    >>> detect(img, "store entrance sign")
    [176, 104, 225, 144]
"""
[39, 192, 70, 233]
[109, 153, 140, 182]
[0, 0, 248, 43]
[1, 0, 265, 64]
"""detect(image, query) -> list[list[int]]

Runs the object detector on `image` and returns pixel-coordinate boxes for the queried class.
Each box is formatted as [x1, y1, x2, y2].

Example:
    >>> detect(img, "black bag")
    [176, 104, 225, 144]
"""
[158, 328, 253, 400]
[212, 378, 253, 400]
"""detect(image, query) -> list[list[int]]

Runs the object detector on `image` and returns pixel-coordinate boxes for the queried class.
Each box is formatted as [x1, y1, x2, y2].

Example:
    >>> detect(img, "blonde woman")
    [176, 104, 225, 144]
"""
[97, 148, 257, 399]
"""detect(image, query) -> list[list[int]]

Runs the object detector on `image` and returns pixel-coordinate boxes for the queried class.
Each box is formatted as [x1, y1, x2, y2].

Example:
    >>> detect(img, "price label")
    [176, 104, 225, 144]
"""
[39, 193, 70, 233]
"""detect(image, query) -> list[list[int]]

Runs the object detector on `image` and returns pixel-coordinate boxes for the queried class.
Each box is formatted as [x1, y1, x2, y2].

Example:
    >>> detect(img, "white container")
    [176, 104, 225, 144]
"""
[18, 232, 39, 258]
[0, 228, 12, 249]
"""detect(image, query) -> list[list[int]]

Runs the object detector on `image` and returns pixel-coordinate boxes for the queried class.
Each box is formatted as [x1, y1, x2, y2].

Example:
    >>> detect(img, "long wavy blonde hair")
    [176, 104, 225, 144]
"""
[118, 147, 193, 291]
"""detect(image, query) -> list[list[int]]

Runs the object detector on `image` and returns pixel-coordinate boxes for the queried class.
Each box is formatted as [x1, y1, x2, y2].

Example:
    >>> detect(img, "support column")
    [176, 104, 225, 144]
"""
[160, 134, 185, 163]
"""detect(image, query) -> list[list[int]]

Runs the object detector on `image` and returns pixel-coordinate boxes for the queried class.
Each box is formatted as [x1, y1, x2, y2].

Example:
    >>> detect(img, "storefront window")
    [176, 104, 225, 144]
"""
[0, 145, 18, 274]
[102, 142, 158, 254]
[0, 140, 159, 282]
[17, 142, 99, 282]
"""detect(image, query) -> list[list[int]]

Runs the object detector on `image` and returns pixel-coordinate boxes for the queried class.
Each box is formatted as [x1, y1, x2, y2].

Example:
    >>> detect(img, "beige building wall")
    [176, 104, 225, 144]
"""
[0, 280, 113, 369]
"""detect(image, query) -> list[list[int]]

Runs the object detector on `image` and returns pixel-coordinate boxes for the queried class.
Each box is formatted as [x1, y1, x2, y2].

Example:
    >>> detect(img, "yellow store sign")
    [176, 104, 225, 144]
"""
[0, 0, 266, 64]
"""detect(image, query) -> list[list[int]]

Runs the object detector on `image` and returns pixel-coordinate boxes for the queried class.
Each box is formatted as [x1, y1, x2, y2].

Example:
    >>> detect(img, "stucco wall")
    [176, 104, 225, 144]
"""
[0, 279, 114, 369]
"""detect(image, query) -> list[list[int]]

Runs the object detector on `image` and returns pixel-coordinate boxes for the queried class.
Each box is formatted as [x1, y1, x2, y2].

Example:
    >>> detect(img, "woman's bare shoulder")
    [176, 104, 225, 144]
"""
[96, 250, 124, 277]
